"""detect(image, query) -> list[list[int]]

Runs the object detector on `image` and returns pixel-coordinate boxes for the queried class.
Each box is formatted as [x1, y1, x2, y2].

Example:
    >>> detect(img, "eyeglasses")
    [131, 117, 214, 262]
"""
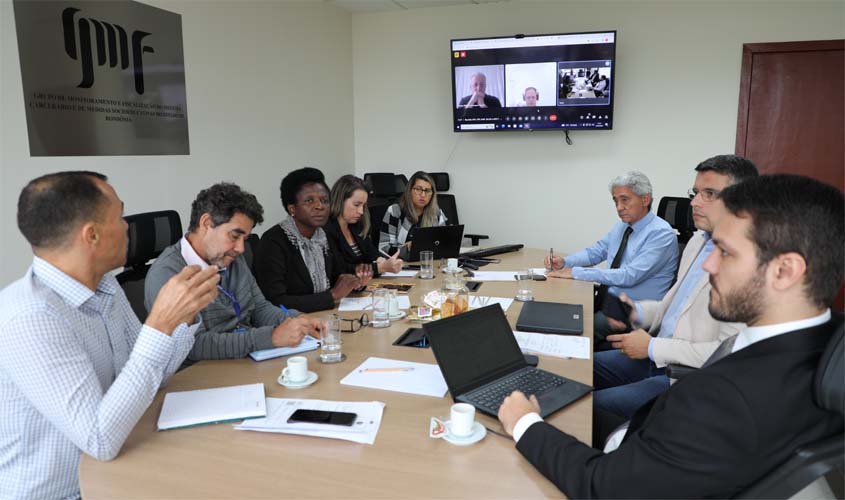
[687, 188, 721, 202]
[412, 187, 433, 196]
[339, 313, 369, 333]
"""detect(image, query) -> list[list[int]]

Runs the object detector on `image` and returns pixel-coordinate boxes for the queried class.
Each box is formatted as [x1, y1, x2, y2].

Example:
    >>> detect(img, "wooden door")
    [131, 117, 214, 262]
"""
[736, 39, 845, 311]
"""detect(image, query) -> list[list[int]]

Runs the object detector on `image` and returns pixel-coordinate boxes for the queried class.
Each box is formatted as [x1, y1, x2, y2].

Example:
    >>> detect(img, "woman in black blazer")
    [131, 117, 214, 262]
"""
[325, 175, 403, 276]
[255, 168, 365, 313]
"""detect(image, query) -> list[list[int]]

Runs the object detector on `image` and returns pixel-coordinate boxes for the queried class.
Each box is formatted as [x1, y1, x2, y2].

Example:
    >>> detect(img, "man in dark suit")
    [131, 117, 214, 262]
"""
[498, 174, 844, 498]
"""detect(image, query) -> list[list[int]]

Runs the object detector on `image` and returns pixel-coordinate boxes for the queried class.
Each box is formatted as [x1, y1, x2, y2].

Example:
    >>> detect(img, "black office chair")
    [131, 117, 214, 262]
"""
[116, 210, 183, 323]
[657, 196, 695, 246]
[243, 233, 260, 278]
[364, 173, 407, 246]
[429, 172, 489, 246]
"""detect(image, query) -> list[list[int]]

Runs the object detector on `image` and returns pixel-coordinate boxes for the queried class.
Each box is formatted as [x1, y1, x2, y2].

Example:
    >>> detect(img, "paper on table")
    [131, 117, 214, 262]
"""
[514, 331, 591, 360]
[338, 296, 411, 311]
[249, 335, 319, 361]
[340, 357, 448, 398]
[468, 271, 519, 281]
[158, 383, 266, 431]
[235, 398, 385, 445]
[379, 270, 419, 278]
[469, 296, 514, 312]
[529, 268, 548, 276]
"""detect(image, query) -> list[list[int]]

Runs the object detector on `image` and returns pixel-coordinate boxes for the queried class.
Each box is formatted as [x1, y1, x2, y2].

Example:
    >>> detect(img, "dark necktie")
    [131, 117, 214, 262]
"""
[595, 226, 633, 309]
[701, 335, 738, 368]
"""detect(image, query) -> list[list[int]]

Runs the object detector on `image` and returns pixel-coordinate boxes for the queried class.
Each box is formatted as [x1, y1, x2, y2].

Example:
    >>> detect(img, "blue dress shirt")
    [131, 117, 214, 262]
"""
[0, 258, 196, 500]
[565, 212, 678, 301]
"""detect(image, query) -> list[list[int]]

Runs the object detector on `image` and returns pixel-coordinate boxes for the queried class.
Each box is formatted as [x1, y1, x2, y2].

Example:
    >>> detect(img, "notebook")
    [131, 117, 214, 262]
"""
[424, 305, 592, 418]
[249, 335, 319, 361]
[157, 383, 267, 431]
[407, 225, 464, 261]
[515, 301, 584, 335]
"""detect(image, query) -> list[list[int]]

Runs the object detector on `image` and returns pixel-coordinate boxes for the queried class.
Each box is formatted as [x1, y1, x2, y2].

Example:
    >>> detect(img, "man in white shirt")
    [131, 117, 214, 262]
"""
[498, 174, 843, 498]
[0, 171, 220, 500]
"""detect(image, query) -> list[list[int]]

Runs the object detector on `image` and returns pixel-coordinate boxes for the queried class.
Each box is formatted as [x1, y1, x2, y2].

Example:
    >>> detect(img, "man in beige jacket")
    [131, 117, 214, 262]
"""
[593, 155, 758, 419]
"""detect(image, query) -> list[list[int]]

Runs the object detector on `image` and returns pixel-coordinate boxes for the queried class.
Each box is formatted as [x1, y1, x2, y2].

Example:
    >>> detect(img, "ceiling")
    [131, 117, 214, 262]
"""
[326, 0, 510, 14]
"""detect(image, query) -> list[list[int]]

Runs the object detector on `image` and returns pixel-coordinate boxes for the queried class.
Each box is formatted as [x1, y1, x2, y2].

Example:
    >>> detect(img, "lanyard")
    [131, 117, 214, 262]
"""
[216, 272, 241, 322]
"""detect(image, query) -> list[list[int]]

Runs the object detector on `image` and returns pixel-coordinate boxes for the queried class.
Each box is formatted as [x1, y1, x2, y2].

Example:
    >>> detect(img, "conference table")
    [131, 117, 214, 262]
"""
[80, 248, 595, 498]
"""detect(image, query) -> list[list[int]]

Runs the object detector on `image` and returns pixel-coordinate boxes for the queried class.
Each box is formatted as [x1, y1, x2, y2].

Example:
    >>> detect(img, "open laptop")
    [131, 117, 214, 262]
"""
[424, 304, 592, 418]
[516, 301, 584, 335]
[407, 225, 464, 261]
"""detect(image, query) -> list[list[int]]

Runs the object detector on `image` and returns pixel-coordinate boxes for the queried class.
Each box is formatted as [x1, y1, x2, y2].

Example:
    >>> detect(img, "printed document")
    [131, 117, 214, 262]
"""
[514, 331, 591, 360]
[158, 383, 266, 431]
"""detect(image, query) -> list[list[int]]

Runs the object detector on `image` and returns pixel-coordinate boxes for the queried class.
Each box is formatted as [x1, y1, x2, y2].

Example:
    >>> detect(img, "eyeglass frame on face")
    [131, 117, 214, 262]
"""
[339, 313, 369, 333]
[687, 187, 721, 202]
[411, 186, 434, 196]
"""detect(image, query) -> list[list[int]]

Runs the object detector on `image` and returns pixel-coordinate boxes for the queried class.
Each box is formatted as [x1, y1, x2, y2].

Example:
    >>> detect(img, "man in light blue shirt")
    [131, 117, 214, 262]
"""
[546, 171, 678, 348]
[594, 155, 758, 420]
[0, 172, 220, 500]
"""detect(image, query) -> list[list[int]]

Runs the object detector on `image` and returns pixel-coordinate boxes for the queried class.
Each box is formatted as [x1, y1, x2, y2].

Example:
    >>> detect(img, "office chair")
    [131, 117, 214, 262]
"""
[243, 233, 260, 278]
[428, 172, 489, 246]
[116, 210, 183, 323]
[664, 315, 844, 499]
[657, 195, 695, 248]
[364, 173, 407, 246]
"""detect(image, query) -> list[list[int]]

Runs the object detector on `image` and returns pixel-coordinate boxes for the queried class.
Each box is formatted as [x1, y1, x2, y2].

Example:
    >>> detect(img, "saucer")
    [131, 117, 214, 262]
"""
[443, 421, 486, 446]
[277, 370, 318, 389]
[389, 311, 407, 320]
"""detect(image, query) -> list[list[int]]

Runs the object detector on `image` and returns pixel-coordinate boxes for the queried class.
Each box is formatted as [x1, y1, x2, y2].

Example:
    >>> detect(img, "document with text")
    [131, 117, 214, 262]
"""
[514, 331, 591, 360]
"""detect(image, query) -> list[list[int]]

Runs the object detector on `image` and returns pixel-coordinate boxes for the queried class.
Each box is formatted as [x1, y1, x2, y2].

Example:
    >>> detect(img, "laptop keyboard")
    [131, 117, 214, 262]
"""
[465, 368, 567, 413]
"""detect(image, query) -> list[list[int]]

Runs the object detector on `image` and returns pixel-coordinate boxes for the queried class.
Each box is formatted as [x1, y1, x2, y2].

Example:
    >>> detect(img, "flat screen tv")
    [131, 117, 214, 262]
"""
[451, 31, 616, 132]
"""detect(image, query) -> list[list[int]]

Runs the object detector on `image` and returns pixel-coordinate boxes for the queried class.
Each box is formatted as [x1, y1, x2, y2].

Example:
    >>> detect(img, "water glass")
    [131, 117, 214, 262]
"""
[319, 315, 343, 363]
[515, 270, 534, 302]
[371, 289, 391, 328]
[419, 250, 435, 279]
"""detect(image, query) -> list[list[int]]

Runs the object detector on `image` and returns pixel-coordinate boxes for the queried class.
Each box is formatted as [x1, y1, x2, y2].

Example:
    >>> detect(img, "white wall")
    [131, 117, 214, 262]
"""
[351, 1, 844, 255]
[0, 0, 354, 286]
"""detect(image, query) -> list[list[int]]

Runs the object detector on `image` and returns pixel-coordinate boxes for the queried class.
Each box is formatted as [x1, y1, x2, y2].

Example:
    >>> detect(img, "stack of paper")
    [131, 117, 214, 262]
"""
[340, 357, 448, 398]
[235, 398, 385, 445]
[158, 383, 266, 431]
[514, 331, 591, 360]
[249, 335, 319, 362]
[338, 296, 411, 311]
[379, 270, 419, 278]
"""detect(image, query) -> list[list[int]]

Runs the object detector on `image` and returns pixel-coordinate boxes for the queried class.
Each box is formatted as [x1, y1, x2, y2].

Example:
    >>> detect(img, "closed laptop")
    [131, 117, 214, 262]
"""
[516, 301, 583, 335]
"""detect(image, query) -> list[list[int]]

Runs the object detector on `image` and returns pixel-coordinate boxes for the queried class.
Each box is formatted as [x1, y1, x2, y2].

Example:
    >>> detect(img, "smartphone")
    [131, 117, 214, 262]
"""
[287, 409, 357, 426]
[602, 294, 633, 330]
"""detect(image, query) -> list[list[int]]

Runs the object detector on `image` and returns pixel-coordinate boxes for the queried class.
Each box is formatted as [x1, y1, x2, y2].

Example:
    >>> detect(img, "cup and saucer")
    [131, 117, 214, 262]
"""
[443, 421, 486, 445]
[389, 310, 407, 320]
[277, 371, 319, 389]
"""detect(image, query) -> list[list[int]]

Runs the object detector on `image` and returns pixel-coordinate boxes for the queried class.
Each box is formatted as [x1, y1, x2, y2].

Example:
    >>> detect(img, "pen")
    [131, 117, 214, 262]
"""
[279, 304, 290, 315]
[378, 248, 392, 259]
[358, 367, 415, 373]
[549, 247, 554, 269]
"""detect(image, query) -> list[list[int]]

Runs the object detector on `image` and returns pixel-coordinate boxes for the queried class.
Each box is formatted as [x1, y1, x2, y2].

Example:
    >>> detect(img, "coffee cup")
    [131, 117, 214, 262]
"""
[446, 257, 459, 271]
[450, 403, 475, 437]
[282, 356, 308, 383]
[388, 290, 400, 316]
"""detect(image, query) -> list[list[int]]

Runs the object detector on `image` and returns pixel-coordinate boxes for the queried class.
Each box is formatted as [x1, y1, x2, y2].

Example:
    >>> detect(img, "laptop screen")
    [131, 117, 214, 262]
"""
[425, 305, 526, 396]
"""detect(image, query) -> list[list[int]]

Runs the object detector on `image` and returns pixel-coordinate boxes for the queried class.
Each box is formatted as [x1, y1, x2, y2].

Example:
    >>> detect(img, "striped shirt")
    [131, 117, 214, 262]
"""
[378, 203, 447, 259]
[0, 257, 196, 500]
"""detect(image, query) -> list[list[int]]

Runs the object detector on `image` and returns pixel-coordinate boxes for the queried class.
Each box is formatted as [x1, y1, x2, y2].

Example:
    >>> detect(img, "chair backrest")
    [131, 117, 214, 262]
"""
[363, 173, 406, 199]
[438, 194, 459, 226]
[116, 210, 182, 322]
[429, 172, 451, 192]
[243, 233, 260, 277]
[657, 196, 695, 244]
[735, 315, 845, 499]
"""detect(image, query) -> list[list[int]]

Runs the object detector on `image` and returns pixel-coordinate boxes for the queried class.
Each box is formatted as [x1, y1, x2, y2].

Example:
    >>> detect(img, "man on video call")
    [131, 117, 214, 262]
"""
[458, 73, 502, 108]
[522, 87, 539, 107]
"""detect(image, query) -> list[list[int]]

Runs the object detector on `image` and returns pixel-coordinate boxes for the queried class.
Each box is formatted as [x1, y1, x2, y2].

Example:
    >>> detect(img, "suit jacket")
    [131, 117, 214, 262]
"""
[254, 224, 342, 313]
[323, 217, 380, 277]
[639, 231, 742, 368]
[517, 319, 843, 499]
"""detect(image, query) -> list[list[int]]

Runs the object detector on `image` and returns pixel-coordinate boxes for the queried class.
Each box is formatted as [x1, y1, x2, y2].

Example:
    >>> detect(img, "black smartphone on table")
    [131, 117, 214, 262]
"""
[287, 409, 357, 426]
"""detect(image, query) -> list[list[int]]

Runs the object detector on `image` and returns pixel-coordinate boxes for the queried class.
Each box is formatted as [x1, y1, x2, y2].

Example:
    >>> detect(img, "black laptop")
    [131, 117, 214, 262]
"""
[516, 301, 584, 335]
[424, 305, 592, 418]
[407, 225, 464, 261]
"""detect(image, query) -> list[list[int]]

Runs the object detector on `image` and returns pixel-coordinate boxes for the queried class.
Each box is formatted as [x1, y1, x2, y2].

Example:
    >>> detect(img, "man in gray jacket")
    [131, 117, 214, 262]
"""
[593, 155, 758, 419]
[146, 182, 323, 367]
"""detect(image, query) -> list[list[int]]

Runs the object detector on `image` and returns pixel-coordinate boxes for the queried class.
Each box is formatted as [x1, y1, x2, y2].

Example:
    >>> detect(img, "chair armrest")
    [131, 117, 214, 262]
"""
[665, 363, 698, 379]
[464, 233, 489, 246]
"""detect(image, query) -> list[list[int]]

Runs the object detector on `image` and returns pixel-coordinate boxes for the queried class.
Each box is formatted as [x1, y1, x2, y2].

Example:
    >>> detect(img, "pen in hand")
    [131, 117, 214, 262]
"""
[549, 247, 554, 270]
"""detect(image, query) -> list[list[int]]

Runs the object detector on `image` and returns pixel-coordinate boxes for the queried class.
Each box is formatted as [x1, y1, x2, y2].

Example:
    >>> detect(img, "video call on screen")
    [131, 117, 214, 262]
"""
[451, 33, 616, 132]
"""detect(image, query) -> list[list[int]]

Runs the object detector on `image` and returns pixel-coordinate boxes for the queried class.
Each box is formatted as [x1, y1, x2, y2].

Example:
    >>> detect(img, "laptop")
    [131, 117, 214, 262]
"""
[407, 225, 464, 261]
[516, 301, 584, 335]
[424, 305, 592, 418]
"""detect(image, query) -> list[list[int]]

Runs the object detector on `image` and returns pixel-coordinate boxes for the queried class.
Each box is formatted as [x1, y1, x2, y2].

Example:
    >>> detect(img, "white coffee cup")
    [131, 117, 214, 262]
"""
[450, 403, 475, 437]
[446, 258, 459, 271]
[388, 290, 400, 316]
[282, 356, 308, 383]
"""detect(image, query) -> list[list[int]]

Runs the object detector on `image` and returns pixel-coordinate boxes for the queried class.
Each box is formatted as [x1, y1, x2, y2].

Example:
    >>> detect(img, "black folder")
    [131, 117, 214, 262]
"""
[515, 301, 583, 335]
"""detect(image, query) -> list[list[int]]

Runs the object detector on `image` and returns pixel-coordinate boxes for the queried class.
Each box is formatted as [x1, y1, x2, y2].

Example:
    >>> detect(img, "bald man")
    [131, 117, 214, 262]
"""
[458, 73, 502, 108]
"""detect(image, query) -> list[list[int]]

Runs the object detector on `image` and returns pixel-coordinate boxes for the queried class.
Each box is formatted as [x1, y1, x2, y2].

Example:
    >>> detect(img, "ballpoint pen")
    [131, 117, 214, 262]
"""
[549, 247, 554, 269]
[358, 367, 415, 373]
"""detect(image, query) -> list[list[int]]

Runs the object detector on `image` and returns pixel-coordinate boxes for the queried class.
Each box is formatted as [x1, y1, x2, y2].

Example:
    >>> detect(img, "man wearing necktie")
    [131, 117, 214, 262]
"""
[592, 155, 759, 420]
[499, 174, 843, 498]
[545, 171, 679, 349]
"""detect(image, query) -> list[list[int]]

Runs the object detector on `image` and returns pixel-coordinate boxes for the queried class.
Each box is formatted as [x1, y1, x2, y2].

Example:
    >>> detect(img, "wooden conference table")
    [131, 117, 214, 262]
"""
[80, 249, 595, 499]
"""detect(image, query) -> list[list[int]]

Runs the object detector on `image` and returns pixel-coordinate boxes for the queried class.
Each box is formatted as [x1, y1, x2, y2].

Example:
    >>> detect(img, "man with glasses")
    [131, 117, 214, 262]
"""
[145, 183, 324, 368]
[592, 155, 758, 422]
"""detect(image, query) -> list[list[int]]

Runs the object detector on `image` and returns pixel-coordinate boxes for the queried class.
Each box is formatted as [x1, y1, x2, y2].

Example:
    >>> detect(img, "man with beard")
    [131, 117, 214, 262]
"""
[145, 183, 324, 368]
[498, 174, 844, 498]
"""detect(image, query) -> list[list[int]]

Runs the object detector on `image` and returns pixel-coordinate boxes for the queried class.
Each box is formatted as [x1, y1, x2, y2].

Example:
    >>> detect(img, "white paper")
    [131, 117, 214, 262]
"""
[469, 295, 514, 312]
[249, 335, 319, 361]
[514, 331, 591, 360]
[529, 268, 548, 276]
[468, 271, 519, 281]
[235, 398, 385, 445]
[340, 357, 448, 398]
[338, 296, 411, 311]
[459, 246, 477, 254]
[158, 383, 266, 431]
[379, 270, 419, 278]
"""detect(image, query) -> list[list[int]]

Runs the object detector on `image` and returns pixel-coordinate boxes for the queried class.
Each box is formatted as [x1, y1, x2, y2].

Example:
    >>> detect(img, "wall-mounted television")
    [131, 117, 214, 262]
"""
[451, 31, 616, 132]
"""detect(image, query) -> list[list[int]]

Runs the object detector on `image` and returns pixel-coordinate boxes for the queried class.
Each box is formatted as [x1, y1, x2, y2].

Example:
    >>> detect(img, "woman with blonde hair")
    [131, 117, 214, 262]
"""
[379, 171, 447, 260]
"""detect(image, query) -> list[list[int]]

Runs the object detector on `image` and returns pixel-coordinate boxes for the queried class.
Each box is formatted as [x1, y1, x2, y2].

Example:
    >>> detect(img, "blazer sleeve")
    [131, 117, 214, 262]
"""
[651, 320, 742, 368]
[515, 372, 758, 498]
